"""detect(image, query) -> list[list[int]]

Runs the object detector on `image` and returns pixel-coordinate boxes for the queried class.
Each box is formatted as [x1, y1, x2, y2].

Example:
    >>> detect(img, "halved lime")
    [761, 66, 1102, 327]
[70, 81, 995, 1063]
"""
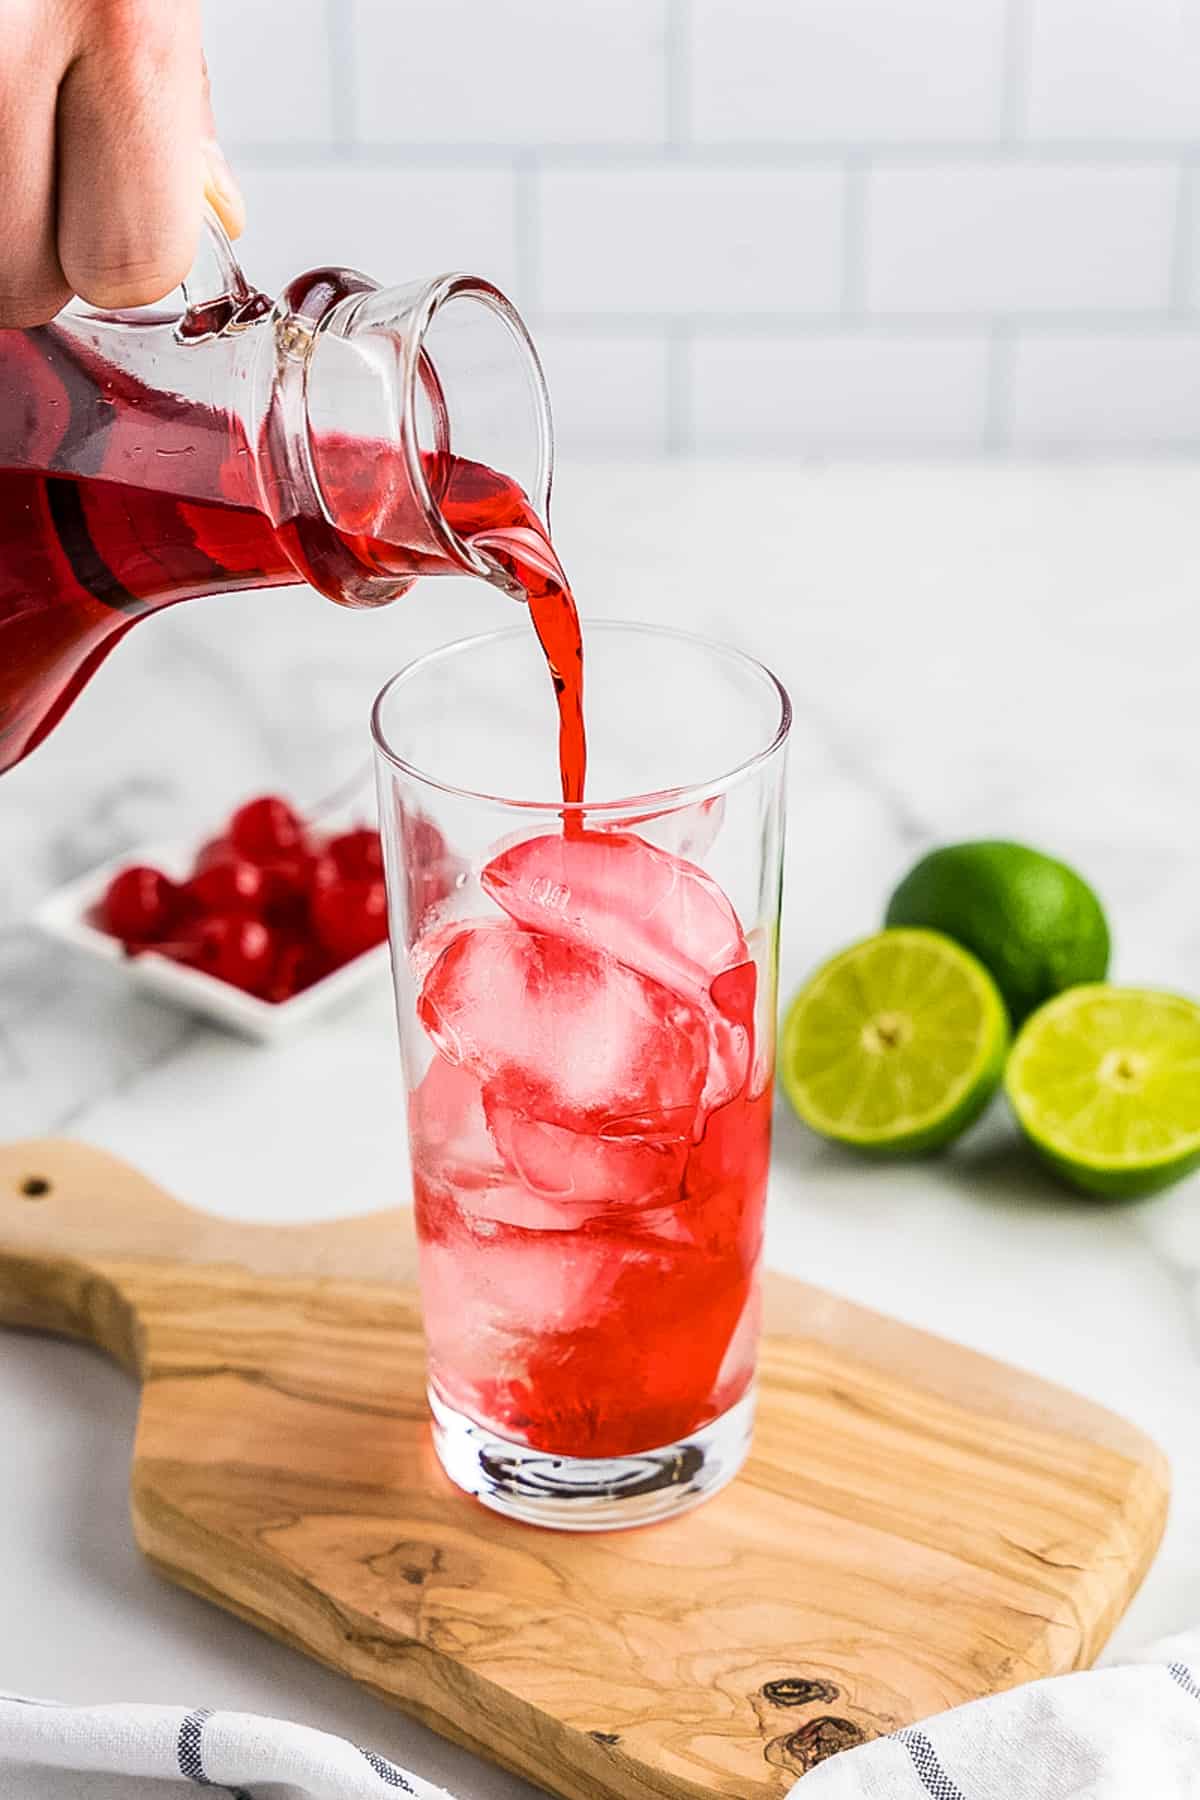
[781, 929, 1009, 1154]
[1006, 985, 1200, 1197]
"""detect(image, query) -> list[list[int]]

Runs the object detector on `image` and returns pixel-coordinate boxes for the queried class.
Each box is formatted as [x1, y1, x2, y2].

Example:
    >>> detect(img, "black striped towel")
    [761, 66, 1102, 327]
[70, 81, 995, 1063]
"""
[794, 1629, 1200, 1795]
[0, 1695, 448, 1797]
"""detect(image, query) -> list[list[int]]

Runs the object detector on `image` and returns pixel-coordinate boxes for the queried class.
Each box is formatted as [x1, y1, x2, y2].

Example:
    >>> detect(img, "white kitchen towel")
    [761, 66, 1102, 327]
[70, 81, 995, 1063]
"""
[3, 1632, 1199, 1798]
[791, 1628, 1200, 1796]
[0, 1694, 454, 1799]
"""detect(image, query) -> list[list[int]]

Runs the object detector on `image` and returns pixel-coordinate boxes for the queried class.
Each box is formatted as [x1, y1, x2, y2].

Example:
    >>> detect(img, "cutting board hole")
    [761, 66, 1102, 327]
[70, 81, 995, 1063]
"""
[18, 1175, 51, 1200]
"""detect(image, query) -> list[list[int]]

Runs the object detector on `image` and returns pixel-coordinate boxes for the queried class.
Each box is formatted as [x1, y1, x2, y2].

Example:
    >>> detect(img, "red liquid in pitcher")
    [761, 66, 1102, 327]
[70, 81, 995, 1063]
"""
[0, 329, 584, 800]
[0, 324, 768, 1461]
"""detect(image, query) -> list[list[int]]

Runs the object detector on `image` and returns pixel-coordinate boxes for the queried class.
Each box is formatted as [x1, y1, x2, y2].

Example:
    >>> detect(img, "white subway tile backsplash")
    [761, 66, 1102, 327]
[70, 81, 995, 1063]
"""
[233, 166, 521, 302]
[537, 332, 670, 455]
[1027, 0, 1200, 141]
[691, 333, 990, 451]
[537, 168, 844, 316]
[689, 0, 1007, 144]
[197, 0, 1200, 453]
[205, 0, 335, 147]
[866, 163, 1177, 315]
[1011, 332, 1200, 447]
[353, 0, 668, 146]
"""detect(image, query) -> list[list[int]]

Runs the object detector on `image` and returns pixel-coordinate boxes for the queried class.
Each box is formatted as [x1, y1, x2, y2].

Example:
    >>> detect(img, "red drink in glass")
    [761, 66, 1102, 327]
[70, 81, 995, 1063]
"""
[375, 623, 789, 1529]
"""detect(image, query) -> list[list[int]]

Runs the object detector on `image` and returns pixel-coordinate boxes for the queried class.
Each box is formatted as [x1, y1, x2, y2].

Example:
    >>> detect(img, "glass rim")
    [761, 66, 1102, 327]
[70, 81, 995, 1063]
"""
[397, 275, 555, 584]
[370, 619, 792, 815]
[320, 274, 554, 586]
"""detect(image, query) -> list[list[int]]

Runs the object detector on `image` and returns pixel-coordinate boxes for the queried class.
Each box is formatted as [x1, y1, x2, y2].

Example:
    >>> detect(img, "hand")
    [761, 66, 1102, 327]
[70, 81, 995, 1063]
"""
[0, 0, 245, 328]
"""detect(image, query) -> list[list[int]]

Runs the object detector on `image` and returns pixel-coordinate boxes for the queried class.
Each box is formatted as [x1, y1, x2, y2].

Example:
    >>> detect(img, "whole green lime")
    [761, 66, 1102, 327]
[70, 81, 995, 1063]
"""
[885, 841, 1110, 1025]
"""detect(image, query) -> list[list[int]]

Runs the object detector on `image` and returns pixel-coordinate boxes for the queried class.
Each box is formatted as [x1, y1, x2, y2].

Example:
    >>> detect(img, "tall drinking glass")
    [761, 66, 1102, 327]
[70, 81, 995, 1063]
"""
[373, 622, 790, 1529]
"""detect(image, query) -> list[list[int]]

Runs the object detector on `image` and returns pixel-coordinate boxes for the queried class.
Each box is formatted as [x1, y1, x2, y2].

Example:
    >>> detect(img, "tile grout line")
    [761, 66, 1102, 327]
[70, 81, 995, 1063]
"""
[514, 155, 541, 316]
[1169, 163, 1193, 317]
[1003, 0, 1031, 141]
[841, 157, 868, 317]
[226, 140, 1196, 170]
[984, 324, 1015, 452]
[476, 310, 1199, 335]
[665, 323, 692, 456]
[220, 2, 1197, 457]
[664, 0, 690, 156]
[326, 0, 358, 154]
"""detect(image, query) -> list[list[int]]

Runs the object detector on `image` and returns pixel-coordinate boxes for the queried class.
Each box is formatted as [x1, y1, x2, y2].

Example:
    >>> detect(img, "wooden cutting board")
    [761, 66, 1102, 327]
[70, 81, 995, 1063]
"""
[0, 1138, 1168, 1798]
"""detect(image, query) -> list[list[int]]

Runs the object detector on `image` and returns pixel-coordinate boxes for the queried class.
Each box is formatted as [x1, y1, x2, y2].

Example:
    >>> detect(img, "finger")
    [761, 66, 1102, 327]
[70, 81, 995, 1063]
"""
[0, 50, 71, 324]
[202, 141, 246, 242]
[56, 0, 206, 310]
[200, 54, 245, 240]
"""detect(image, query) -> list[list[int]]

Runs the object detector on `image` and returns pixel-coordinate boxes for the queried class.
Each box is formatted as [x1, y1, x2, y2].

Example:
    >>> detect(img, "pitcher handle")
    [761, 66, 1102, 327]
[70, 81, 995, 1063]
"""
[178, 204, 271, 340]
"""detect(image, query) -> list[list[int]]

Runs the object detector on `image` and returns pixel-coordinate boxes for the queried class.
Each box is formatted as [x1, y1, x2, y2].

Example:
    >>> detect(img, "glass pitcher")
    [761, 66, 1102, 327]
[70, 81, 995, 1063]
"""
[0, 210, 554, 774]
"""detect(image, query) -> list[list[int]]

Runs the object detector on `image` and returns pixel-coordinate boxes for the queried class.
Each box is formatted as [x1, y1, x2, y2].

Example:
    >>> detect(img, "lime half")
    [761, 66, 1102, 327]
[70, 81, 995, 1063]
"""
[781, 929, 1009, 1154]
[1006, 985, 1200, 1198]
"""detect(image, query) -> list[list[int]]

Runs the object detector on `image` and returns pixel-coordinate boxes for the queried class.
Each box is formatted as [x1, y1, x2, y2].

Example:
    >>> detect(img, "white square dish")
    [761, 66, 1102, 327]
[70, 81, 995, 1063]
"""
[34, 844, 392, 1045]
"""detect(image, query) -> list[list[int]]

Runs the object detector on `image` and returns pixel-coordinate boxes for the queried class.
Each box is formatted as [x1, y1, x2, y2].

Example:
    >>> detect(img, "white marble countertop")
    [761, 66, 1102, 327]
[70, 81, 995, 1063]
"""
[2, 461, 1198, 1792]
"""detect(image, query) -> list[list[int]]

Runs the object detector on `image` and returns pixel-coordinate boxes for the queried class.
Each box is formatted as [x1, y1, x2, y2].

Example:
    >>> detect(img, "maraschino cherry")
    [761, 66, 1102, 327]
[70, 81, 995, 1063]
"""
[95, 792, 390, 1004]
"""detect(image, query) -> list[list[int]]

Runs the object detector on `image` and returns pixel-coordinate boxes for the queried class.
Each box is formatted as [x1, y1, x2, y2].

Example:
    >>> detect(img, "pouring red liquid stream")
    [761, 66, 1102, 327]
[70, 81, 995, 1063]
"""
[0, 331, 586, 802]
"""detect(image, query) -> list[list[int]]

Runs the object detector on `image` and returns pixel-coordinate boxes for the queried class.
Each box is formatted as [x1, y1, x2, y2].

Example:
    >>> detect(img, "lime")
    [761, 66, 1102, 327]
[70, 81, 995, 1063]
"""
[1006, 985, 1200, 1198]
[885, 841, 1110, 1024]
[781, 928, 1009, 1155]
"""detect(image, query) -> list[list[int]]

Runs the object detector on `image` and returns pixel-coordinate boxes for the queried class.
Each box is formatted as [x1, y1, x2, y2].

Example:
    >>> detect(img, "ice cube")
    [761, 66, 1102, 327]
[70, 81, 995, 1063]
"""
[408, 1052, 497, 1171]
[393, 803, 464, 936]
[482, 832, 756, 1114]
[607, 794, 726, 862]
[408, 1054, 509, 1244]
[409, 1049, 684, 1232]
[451, 1171, 600, 1235]
[417, 919, 709, 1141]
[484, 1092, 688, 1209]
[424, 1228, 660, 1368]
[681, 1083, 772, 1265]
[697, 991, 755, 1115]
[409, 1060, 593, 1234]
[482, 831, 748, 1004]
[416, 1231, 635, 1402]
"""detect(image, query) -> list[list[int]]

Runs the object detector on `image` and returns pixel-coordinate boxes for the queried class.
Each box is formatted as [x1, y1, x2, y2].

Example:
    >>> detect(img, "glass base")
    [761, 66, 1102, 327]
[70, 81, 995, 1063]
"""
[429, 1386, 756, 1531]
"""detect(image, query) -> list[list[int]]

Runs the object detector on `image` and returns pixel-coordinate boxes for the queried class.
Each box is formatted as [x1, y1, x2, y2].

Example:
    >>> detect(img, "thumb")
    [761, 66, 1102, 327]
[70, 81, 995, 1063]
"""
[200, 54, 245, 239]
